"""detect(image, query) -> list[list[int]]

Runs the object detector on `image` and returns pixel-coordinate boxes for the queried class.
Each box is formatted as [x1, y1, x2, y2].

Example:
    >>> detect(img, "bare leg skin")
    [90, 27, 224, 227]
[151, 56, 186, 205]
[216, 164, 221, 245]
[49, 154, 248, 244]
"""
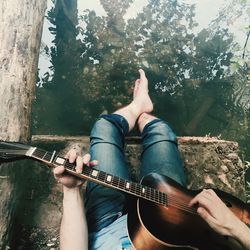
[137, 113, 157, 133]
[114, 69, 153, 131]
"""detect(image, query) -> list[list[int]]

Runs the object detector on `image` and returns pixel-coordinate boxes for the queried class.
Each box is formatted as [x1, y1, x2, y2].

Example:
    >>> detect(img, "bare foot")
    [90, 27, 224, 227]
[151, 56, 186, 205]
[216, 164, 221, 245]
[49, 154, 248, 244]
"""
[131, 69, 153, 115]
[113, 69, 153, 131]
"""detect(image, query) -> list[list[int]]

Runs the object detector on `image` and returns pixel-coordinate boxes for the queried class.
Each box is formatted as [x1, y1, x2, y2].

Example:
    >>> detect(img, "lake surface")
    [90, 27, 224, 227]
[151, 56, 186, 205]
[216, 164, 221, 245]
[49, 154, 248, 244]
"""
[32, 0, 250, 178]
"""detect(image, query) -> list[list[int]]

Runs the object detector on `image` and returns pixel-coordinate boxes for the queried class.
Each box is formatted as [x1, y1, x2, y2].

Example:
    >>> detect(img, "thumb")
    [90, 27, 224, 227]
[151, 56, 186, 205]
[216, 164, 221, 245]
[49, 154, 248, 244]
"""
[53, 165, 65, 177]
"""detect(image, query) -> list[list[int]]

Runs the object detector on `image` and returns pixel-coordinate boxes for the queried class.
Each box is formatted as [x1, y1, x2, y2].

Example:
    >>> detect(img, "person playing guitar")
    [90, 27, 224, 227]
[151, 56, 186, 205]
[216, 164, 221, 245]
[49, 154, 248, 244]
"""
[53, 69, 250, 250]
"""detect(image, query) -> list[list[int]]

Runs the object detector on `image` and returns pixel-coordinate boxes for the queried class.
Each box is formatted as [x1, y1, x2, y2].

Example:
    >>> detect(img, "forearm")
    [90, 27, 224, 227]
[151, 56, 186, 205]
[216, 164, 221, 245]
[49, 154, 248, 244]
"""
[60, 186, 88, 250]
[231, 221, 250, 250]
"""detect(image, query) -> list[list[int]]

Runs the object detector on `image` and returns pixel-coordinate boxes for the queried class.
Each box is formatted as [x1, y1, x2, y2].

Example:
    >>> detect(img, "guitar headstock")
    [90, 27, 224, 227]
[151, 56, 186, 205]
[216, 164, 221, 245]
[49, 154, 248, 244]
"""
[0, 141, 31, 162]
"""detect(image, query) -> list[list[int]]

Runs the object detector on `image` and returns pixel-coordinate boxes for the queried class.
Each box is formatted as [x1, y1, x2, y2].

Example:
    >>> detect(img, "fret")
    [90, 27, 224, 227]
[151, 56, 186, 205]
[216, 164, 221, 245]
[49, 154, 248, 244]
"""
[151, 188, 155, 201]
[33, 148, 47, 159]
[153, 189, 159, 203]
[161, 192, 166, 205]
[158, 191, 162, 204]
[117, 176, 121, 188]
[112, 176, 119, 187]
[135, 183, 141, 196]
[163, 193, 167, 206]
[64, 161, 73, 170]
[98, 171, 106, 182]
[146, 187, 153, 200]
[130, 182, 137, 194]
[50, 151, 56, 163]
[159, 191, 163, 204]
[118, 179, 125, 189]
[44, 152, 53, 162]
[82, 166, 91, 176]
[42, 151, 48, 160]
[155, 190, 159, 203]
[143, 186, 148, 199]
[132, 182, 137, 195]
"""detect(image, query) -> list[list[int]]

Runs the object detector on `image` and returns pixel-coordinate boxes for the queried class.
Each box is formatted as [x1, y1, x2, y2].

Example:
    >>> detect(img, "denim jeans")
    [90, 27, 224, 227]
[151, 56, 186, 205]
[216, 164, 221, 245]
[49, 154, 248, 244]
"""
[85, 114, 186, 235]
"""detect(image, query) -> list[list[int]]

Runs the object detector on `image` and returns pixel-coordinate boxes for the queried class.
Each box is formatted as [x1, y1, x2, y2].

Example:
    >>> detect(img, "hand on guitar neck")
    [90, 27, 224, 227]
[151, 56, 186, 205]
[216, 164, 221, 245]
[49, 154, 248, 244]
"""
[53, 150, 98, 250]
[190, 189, 250, 249]
[53, 149, 98, 190]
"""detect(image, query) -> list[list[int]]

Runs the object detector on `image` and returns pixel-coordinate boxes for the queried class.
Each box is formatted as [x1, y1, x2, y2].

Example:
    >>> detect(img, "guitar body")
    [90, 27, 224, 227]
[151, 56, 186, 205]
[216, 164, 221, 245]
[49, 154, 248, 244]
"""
[127, 173, 249, 250]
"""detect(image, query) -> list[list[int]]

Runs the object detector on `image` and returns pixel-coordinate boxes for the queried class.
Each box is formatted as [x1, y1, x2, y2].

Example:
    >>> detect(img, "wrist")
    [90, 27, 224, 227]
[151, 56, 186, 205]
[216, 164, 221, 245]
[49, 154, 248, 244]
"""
[63, 186, 83, 202]
[230, 219, 249, 241]
[63, 185, 81, 193]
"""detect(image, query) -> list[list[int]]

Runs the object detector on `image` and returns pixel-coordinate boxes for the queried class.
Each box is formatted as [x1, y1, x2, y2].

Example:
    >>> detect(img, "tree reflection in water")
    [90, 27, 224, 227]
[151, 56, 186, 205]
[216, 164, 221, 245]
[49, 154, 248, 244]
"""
[33, 0, 250, 163]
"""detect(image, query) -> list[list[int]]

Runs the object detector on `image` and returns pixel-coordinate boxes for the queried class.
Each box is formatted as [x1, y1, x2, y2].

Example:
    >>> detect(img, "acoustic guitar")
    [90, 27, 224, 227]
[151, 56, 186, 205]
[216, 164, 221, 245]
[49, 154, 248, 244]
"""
[0, 141, 249, 250]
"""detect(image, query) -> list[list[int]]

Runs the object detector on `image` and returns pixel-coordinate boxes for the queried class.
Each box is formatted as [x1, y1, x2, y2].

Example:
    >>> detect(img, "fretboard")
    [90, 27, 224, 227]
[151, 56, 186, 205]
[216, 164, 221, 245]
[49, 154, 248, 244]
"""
[31, 147, 167, 206]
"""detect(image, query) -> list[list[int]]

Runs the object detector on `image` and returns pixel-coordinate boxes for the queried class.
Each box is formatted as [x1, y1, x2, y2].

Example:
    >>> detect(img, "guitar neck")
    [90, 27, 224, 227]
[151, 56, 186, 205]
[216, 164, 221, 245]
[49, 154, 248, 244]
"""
[29, 147, 167, 206]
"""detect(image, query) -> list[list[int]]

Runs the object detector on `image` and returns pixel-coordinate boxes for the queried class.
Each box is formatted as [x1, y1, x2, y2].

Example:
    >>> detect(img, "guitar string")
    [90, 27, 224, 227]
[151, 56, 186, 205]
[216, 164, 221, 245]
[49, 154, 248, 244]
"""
[0, 148, 197, 214]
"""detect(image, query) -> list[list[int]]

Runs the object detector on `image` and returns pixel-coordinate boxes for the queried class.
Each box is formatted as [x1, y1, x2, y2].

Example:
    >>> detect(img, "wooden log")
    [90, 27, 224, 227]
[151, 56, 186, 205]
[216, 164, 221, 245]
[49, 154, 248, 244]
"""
[0, 0, 47, 247]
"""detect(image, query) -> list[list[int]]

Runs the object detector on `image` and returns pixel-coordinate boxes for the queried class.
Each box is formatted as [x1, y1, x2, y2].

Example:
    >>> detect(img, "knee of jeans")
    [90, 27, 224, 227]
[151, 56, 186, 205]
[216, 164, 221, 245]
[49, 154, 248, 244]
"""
[144, 120, 177, 143]
[90, 118, 122, 146]
[91, 118, 113, 138]
[159, 122, 176, 140]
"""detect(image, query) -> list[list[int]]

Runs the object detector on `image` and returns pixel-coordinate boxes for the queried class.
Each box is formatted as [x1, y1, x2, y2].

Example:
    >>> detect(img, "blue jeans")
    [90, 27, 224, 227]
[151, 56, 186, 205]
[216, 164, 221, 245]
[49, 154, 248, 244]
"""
[85, 114, 186, 234]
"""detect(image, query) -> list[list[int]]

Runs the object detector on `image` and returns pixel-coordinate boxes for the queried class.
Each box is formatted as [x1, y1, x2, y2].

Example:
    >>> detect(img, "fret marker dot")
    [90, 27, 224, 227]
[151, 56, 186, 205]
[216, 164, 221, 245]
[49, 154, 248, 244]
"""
[106, 175, 112, 182]
[126, 182, 130, 189]
[91, 170, 98, 177]
[142, 188, 145, 193]
[55, 157, 65, 165]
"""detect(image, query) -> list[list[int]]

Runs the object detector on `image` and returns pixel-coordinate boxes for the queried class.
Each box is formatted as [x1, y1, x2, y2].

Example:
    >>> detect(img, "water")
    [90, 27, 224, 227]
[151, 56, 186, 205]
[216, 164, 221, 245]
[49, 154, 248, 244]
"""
[32, 0, 250, 176]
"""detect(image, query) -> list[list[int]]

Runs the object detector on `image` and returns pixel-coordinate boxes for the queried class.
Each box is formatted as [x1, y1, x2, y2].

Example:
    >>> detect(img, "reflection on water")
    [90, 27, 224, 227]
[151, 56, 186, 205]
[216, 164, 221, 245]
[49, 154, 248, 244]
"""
[33, 0, 250, 161]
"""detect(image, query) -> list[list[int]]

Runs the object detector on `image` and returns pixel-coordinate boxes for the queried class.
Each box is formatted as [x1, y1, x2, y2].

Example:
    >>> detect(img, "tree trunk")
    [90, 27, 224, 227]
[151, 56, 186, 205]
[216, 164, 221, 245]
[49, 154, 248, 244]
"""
[0, 0, 47, 247]
[0, 0, 46, 141]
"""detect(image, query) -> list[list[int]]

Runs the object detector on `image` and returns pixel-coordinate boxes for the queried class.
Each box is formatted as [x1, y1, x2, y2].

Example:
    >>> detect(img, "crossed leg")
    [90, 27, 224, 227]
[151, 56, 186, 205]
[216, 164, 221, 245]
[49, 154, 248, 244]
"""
[85, 69, 153, 233]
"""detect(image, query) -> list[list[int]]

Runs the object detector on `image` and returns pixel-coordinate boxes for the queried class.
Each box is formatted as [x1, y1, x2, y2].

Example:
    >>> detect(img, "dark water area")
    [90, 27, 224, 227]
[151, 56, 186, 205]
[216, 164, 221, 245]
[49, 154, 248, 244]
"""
[32, 0, 250, 185]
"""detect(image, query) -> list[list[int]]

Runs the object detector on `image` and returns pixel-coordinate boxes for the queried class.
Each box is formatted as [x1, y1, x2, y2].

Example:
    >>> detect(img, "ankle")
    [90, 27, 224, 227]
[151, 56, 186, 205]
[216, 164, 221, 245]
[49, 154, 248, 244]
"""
[113, 103, 141, 132]
[129, 101, 142, 118]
